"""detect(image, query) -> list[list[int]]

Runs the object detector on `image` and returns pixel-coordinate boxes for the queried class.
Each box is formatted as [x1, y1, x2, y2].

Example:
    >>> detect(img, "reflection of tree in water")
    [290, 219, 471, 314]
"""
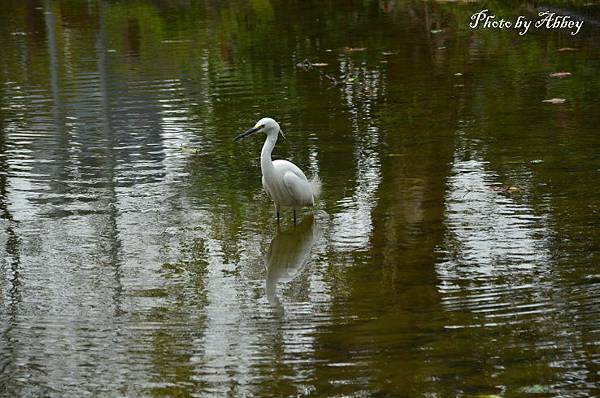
[0, 1, 196, 395]
[1, 0, 598, 396]
[191, 1, 460, 395]
[0, 76, 23, 398]
[328, 53, 383, 251]
[142, 235, 209, 396]
[96, 0, 123, 314]
[307, 2, 460, 394]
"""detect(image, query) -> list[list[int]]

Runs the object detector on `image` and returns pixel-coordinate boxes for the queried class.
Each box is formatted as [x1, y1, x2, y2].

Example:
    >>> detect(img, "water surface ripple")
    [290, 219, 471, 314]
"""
[1, 1, 600, 397]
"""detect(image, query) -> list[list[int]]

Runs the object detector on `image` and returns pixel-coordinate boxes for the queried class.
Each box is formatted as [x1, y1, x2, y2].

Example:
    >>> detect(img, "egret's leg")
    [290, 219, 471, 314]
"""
[275, 204, 280, 224]
[293, 209, 296, 224]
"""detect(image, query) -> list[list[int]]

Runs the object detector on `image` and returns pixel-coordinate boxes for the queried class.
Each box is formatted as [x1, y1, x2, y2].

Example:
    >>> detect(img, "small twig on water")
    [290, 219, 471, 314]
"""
[323, 73, 338, 86]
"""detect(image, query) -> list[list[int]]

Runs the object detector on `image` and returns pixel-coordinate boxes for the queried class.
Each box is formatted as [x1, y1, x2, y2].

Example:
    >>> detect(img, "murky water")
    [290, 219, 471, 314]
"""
[1, 0, 600, 396]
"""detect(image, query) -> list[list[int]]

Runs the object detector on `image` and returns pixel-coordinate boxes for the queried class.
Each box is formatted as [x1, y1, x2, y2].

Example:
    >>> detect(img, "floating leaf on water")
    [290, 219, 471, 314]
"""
[454, 72, 463, 76]
[491, 186, 521, 195]
[431, 29, 444, 34]
[477, 395, 503, 398]
[531, 159, 543, 164]
[382, 51, 397, 56]
[11, 31, 27, 36]
[296, 59, 328, 69]
[380, 60, 388, 64]
[557, 47, 578, 52]
[542, 98, 566, 104]
[388, 153, 405, 157]
[549, 72, 572, 78]
[453, 84, 464, 87]
[342, 47, 367, 53]
[325, 49, 333, 52]
[438, 46, 447, 50]
[107, 49, 117, 53]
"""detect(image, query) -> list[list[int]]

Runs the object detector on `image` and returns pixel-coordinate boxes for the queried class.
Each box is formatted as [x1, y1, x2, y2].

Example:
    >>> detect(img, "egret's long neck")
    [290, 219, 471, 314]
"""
[261, 134, 277, 173]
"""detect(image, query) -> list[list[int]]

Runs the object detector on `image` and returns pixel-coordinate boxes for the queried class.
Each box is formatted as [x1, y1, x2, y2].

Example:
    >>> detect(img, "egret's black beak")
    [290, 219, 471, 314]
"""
[234, 126, 261, 141]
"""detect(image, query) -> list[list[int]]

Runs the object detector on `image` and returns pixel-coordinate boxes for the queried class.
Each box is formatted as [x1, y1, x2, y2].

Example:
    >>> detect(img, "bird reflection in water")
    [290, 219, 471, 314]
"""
[265, 215, 317, 308]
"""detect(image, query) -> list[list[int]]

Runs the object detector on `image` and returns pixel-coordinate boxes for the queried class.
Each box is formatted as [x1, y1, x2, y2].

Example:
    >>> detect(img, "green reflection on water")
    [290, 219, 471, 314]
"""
[0, 0, 599, 397]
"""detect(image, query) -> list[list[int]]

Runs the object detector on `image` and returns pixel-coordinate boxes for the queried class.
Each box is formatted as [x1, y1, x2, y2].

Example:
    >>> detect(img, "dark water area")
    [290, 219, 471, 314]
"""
[1, 0, 600, 396]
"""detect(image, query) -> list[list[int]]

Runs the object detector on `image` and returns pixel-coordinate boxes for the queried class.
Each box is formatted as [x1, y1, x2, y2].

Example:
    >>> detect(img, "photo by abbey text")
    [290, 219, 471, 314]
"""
[470, 9, 584, 36]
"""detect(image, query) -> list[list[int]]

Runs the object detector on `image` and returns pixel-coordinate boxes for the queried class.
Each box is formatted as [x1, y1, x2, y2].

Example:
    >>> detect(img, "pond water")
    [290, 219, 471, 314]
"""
[1, 0, 600, 396]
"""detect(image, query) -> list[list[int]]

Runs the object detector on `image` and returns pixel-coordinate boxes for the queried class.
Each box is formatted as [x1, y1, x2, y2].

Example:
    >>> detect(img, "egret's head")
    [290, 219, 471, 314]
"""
[234, 117, 285, 141]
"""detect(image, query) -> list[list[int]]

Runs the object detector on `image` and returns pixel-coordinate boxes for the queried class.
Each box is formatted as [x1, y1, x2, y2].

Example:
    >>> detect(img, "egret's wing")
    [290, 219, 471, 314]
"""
[273, 160, 308, 182]
[283, 171, 314, 206]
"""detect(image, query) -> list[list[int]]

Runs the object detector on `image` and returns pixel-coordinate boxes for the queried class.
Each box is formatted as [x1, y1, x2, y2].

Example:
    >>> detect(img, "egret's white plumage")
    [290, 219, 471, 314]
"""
[235, 117, 321, 222]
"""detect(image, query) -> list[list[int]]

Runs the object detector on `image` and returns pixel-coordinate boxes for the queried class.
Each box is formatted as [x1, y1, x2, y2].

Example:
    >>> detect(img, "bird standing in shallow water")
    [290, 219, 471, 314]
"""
[235, 117, 321, 223]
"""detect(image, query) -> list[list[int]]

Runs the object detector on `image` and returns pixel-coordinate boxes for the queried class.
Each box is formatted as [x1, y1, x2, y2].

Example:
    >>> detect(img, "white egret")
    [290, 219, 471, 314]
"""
[235, 117, 321, 223]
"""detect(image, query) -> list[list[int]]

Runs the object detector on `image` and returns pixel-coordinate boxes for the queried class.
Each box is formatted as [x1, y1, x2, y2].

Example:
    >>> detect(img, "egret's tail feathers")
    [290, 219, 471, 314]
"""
[310, 175, 322, 201]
